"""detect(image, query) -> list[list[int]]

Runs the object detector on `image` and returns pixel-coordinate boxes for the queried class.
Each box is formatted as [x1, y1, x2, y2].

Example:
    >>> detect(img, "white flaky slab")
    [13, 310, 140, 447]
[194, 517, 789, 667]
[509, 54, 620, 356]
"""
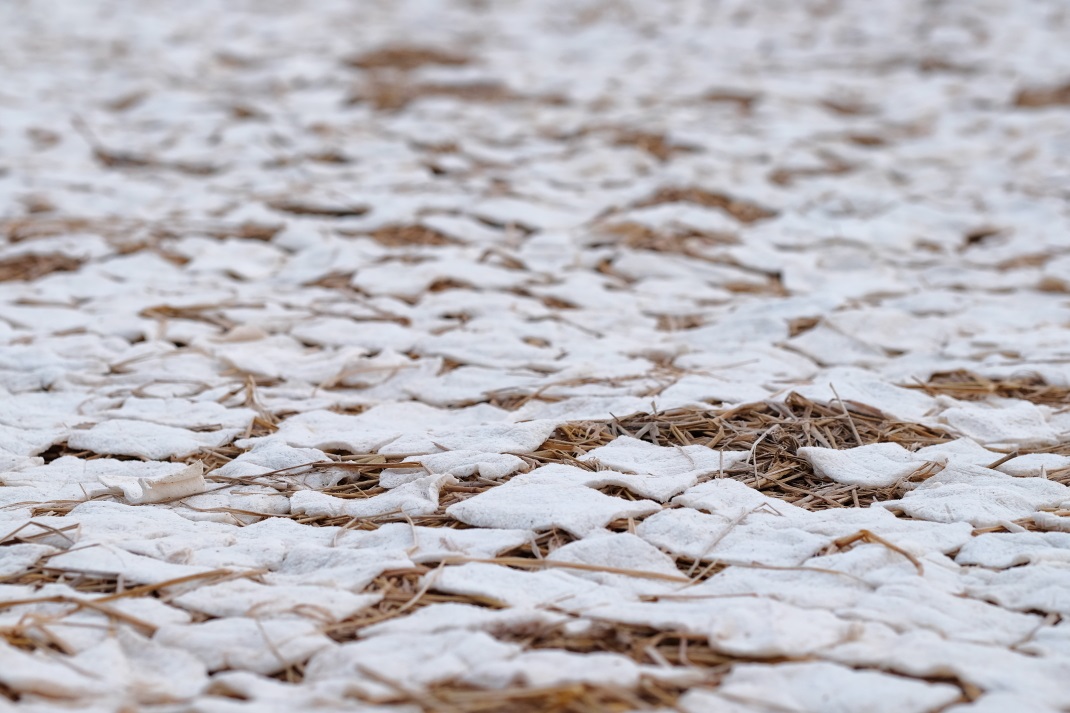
[378, 419, 559, 456]
[4, 456, 192, 491]
[636, 508, 828, 566]
[446, 469, 661, 537]
[826, 629, 1070, 708]
[587, 597, 856, 658]
[0, 543, 58, 578]
[996, 453, 1070, 477]
[575, 437, 750, 502]
[44, 543, 219, 585]
[956, 532, 1070, 568]
[945, 693, 1063, 713]
[938, 399, 1059, 448]
[4, 0, 1070, 707]
[1034, 512, 1070, 533]
[67, 420, 242, 460]
[98, 461, 207, 504]
[0, 630, 207, 704]
[361, 603, 569, 639]
[579, 436, 749, 477]
[965, 565, 1070, 616]
[264, 545, 413, 591]
[798, 442, 921, 487]
[913, 439, 1003, 468]
[791, 373, 939, 423]
[289, 473, 455, 519]
[100, 397, 256, 431]
[672, 478, 808, 518]
[404, 450, 527, 480]
[303, 630, 521, 698]
[880, 464, 1070, 527]
[428, 562, 623, 610]
[155, 617, 334, 675]
[546, 532, 686, 596]
[701, 661, 960, 713]
[171, 579, 381, 622]
[838, 581, 1041, 646]
[347, 522, 533, 564]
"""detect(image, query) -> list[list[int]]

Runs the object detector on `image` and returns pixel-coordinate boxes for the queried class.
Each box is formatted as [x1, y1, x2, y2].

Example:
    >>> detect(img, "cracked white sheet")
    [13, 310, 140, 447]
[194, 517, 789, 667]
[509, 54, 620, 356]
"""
[2, 0, 1070, 710]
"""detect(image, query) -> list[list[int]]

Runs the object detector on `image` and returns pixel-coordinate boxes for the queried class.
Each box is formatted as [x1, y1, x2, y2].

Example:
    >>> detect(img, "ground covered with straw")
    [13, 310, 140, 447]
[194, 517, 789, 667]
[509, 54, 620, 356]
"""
[2, 1, 1070, 711]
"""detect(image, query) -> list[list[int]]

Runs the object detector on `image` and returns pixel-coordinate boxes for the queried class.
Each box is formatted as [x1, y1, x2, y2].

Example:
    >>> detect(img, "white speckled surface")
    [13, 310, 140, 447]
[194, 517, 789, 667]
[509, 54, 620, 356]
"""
[2, 0, 1070, 709]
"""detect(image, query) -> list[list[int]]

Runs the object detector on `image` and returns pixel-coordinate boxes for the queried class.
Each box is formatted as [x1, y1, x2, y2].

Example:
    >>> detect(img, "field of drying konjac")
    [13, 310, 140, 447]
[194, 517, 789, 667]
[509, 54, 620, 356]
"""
[2, 0, 1070, 711]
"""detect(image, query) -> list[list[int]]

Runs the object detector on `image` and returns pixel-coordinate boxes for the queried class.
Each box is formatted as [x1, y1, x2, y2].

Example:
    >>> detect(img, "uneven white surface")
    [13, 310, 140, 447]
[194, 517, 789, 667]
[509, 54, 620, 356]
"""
[2, 0, 1070, 710]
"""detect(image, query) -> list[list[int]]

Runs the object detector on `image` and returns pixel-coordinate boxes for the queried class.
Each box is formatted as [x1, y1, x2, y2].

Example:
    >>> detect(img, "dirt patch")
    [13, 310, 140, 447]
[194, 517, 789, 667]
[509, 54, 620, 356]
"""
[655, 314, 708, 332]
[267, 199, 370, 218]
[633, 187, 778, 224]
[702, 90, 761, 113]
[350, 80, 530, 112]
[592, 222, 739, 253]
[904, 369, 1070, 408]
[374, 224, 458, 247]
[768, 156, 854, 187]
[535, 393, 953, 510]
[396, 679, 692, 712]
[1014, 81, 1070, 108]
[347, 45, 471, 71]
[207, 222, 284, 241]
[0, 253, 82, 282]
[613, 130, 698, 162]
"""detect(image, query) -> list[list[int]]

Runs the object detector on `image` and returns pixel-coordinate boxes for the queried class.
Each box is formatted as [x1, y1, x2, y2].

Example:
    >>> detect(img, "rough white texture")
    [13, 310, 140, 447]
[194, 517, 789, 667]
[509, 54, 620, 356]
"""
[791, 375, 939, 423]
[993, 453, 1070, 477]
[101, 398, 256, 432]
[1033, 512, 1070, 533]
[360, 603, 570, 639]
[154, 618, 334, 675]
[939, 400, 1059, 448]
[582, 432, 749, 477]
[0, 544, 56, 578]
[577, 437, 750, 501]
[636, 507, 828, 566]
[672, 478, 809, 518]
[0, 630, 207, 705]
[3, 0, 1070, 708]
[170, 579, 381, 622]
[428, 562, 625, 610]
[303, 630, 521, 699]
[405, 450, 527, 480]
[825, 629, 1070, 708]
[68, 420, 243, 460]
[586, 597, 857, 658]
[799, 442, 921, 487]
[305, 628, 690, 699]
[262, 545, 413, 590]
[98, 461, 207, 504]
[1019, 620, 1070, 660]
[446, 466, 661, 536]
[347, 521, 533, 560]
[956, 532, 1070, 568]
[705, 661, 961, 713]
[290, 473, 455, 519]
[914, 439, 1004, 468]
[880, 464, 1070, 527]
[944, 694, 1063, 713]
[964, 565, 1070, 616]
[44, 544, 217, 585]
